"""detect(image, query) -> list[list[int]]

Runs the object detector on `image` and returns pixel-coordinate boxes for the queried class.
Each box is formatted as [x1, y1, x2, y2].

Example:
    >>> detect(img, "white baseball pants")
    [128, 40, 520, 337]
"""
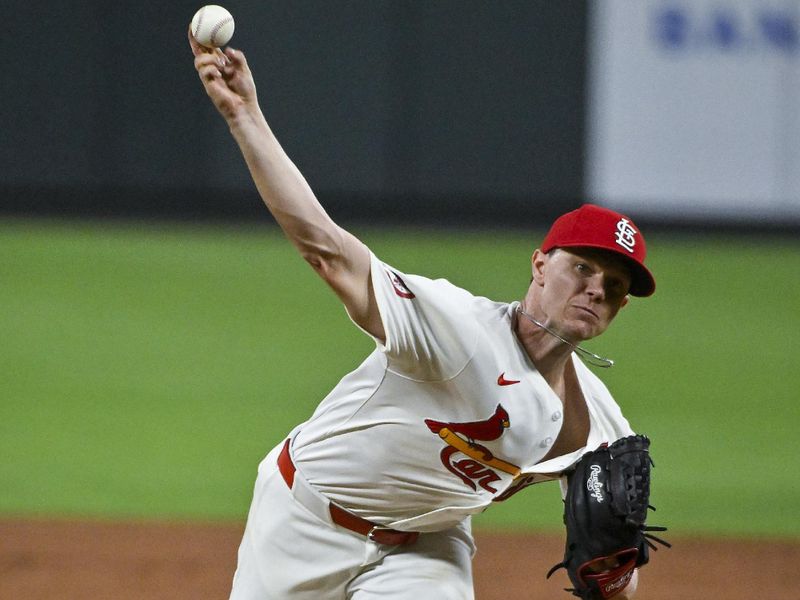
[229, 439, 476, 600]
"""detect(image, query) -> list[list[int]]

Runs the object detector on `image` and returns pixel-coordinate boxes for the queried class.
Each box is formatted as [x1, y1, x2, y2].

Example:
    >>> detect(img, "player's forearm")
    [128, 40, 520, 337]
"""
[228, 107, 347, 262]
[225, 105, 380, 338]
[190, 41, 381, 336]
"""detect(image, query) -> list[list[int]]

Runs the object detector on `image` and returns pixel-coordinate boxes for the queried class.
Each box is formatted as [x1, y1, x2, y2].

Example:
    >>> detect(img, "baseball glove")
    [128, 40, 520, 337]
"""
[546, 435, 670, 599]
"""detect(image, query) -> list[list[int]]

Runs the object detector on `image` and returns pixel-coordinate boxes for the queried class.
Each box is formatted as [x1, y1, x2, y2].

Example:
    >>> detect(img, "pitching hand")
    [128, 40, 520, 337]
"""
[189, 27, 257, 122]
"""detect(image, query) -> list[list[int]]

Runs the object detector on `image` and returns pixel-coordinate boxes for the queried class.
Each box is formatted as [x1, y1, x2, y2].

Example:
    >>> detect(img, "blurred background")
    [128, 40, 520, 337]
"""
[6, 0, 799, 227]
[2, 0, 799, 542]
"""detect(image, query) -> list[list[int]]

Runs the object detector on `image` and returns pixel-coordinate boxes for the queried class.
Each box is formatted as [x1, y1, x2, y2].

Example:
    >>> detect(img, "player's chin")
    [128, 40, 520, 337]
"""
[565, 318, 607, 342]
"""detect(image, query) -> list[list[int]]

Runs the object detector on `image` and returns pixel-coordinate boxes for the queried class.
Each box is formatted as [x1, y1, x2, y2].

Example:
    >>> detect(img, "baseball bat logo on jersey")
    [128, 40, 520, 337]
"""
[385, 268, 415, 299]
[424, 404, 520, 493]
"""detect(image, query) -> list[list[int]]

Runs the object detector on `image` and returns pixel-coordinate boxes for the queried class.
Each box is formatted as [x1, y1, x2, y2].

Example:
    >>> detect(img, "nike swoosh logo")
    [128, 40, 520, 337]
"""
[497, 373, 521, 386]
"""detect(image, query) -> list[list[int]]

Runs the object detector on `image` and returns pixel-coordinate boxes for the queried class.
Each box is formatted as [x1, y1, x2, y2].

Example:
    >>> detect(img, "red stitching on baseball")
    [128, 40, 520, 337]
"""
[210, 17, 233, 47]
[192, 7, 205, 39]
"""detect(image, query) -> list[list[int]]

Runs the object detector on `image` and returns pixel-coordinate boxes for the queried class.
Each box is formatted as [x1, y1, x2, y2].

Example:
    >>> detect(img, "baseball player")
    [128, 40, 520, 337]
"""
[190, 33, 656, 600]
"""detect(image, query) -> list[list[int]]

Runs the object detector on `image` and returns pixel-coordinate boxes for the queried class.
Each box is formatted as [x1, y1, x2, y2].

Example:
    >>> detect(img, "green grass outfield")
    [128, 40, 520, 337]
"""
[1, 218, 798, 538]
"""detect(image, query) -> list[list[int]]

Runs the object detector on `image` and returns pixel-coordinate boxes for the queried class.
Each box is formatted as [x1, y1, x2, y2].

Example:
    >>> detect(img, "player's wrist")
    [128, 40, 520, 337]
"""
[228, 105, 269, 139]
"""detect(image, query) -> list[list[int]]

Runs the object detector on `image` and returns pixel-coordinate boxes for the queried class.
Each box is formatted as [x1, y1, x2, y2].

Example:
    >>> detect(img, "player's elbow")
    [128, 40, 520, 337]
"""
[301, 246, 332, 274]
[297, 227, 345, 275]
[298, 228, 367, 286]
[300, 244, 344, 284]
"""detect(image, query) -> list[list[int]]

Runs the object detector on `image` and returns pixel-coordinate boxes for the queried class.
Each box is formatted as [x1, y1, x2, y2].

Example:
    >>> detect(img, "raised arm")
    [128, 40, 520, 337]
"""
[189, 31, 384, 341]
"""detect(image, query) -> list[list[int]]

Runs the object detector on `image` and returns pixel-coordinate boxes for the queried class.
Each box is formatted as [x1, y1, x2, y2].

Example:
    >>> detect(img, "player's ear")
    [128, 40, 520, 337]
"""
[620, 295, 629, 309]
[531, 249, 547, 286]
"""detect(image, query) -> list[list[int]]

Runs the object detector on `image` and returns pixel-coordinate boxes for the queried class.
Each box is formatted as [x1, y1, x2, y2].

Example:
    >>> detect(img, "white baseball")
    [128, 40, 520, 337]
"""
[191, 5, 235, 48]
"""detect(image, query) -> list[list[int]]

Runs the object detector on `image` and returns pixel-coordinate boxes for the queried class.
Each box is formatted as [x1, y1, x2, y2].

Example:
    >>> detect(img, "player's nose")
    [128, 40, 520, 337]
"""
[584, 272, 606, 300]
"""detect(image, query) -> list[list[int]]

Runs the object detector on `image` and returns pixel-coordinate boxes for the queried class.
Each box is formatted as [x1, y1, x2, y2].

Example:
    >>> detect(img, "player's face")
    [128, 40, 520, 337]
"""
[532, 248, 631, 341]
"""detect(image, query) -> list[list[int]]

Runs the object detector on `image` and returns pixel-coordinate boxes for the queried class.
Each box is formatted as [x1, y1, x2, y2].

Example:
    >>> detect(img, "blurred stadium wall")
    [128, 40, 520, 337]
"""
[2, 0, 798, 229]
[588, 0, 800, 226]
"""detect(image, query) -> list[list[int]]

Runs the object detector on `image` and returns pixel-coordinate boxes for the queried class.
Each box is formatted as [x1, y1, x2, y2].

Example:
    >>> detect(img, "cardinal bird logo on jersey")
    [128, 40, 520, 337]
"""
[425, 405, 510, 443]
[424, 404, 520, 493]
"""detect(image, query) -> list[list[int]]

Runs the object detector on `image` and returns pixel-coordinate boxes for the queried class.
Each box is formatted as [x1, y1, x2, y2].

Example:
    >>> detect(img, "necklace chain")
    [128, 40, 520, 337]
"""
[516, 306, 615, 368]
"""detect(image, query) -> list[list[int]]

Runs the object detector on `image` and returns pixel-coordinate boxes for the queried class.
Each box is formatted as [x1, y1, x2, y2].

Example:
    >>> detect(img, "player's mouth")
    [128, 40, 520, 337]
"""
[572, 305, 600, 320]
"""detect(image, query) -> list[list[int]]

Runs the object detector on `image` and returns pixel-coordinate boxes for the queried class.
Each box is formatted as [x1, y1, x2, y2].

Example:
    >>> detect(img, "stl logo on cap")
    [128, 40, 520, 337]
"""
[540, 203, 656, 296]
[614, 218, 637, 254]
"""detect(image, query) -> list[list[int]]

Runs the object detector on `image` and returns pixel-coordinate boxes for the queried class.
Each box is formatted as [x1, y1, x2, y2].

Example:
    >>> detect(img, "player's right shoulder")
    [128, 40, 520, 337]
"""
[372, 254, 475, 308]
[370, 254, 480, 380]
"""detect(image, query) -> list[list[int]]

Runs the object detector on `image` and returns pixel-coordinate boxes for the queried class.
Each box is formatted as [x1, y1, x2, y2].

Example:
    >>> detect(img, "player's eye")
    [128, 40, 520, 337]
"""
[606, 278, 628, 298]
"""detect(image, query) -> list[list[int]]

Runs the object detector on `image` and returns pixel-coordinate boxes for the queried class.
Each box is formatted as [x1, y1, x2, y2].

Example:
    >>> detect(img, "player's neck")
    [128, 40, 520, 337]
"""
[513, 307, 574, 387]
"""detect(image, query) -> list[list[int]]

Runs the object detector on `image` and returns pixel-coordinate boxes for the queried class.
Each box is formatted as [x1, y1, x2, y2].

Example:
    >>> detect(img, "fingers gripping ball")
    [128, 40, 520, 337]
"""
[191, 5, 235, 48]
[546, 435, 671, 599]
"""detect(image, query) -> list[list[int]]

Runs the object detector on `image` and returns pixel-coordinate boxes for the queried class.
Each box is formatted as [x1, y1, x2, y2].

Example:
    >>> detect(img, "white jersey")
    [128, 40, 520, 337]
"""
[291, 252, 633, 533]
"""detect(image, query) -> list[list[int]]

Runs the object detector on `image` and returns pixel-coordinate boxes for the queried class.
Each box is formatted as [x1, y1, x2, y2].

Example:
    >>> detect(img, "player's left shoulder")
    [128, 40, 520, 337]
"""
[573, 356, 633, 434]
[572, 354, 611, 394]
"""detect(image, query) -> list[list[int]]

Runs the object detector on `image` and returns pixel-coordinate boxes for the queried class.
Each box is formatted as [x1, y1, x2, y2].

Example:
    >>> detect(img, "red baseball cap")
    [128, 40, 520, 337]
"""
[541, 203, 656, 297]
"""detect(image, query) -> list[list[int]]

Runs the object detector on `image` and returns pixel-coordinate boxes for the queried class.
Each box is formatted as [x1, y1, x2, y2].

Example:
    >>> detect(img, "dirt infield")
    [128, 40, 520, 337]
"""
[0, 518, 795, 599]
